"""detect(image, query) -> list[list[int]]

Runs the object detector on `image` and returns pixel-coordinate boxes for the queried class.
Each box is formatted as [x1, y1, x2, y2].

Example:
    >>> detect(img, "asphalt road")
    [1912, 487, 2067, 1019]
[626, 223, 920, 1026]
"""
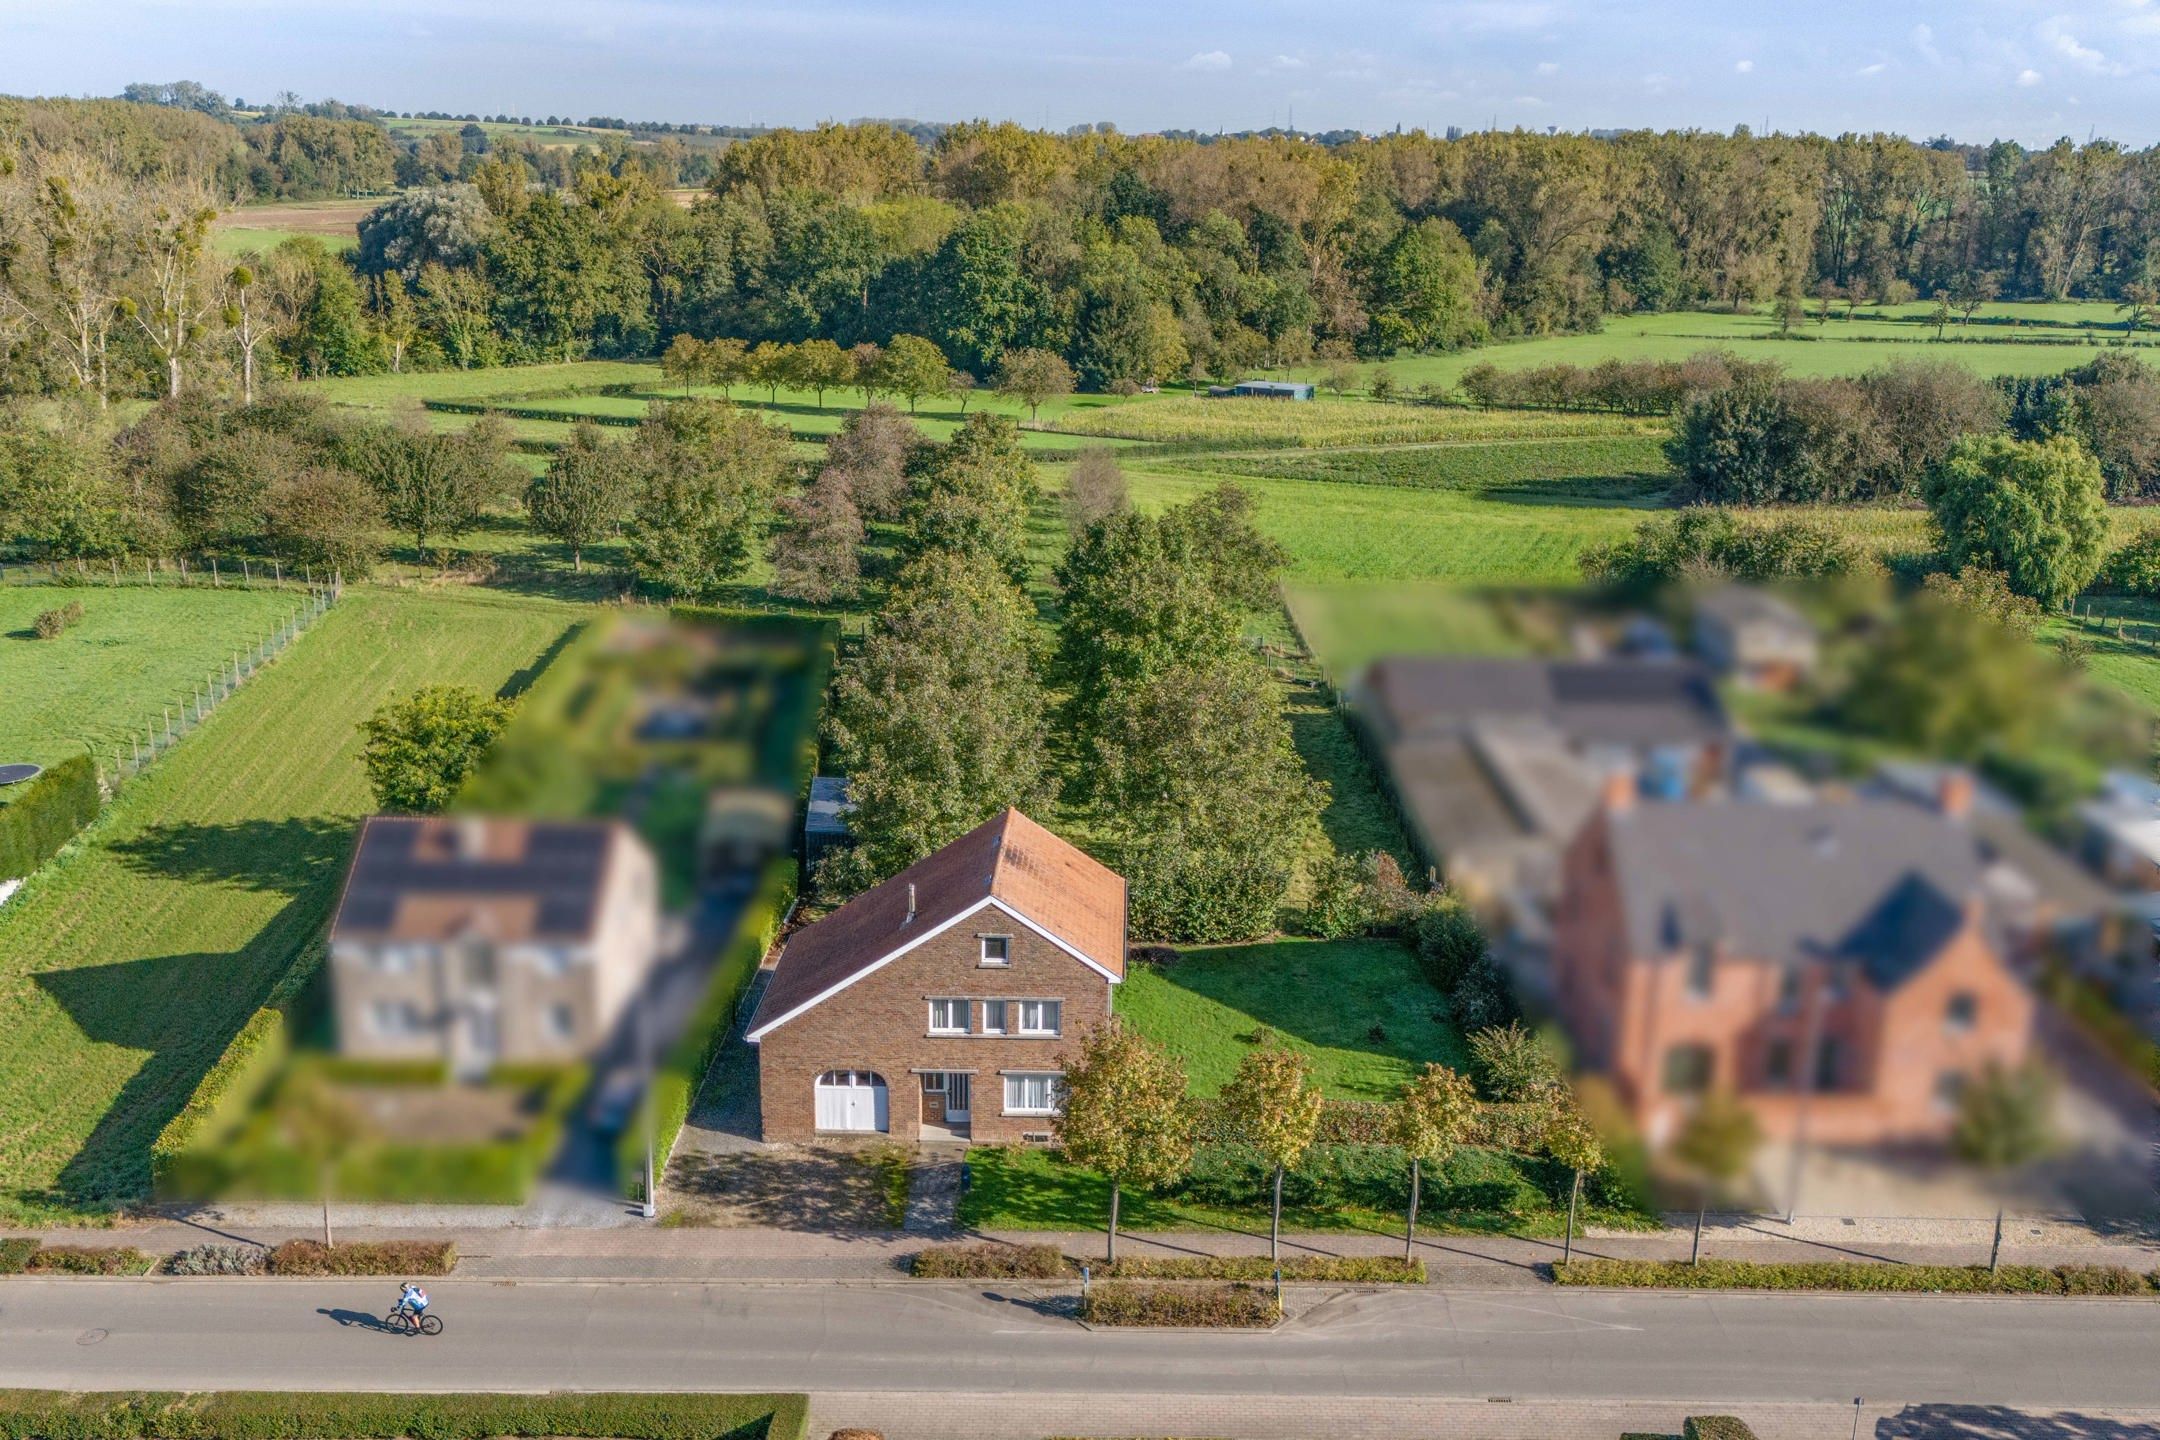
[3, 1280, 2158, 1408]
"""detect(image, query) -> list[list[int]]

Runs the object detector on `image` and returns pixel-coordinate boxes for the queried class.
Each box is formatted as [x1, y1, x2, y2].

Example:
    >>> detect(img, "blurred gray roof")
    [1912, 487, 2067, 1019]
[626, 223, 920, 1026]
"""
[1363, 656, 1730, 750]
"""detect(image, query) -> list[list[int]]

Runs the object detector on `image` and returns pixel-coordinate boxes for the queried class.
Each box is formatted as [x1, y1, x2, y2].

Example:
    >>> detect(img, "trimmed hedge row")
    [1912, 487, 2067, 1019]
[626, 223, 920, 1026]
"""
[0, 1391, 809, 1440]
[0, 1239, 37, 1274]
[621, 854, 797, 1199]
[1552, 1258, 2160, 1295]
[421, 400, 643, 427]
[1186, 1095, 1556, 1151]
[1081, 1281, 1279, 1327]
[0, 754, 101, 883]
[1095, 1254, 1424, 1283]
[1685, 1419, 1762, 1440]
[266, 1240, 457, 1277]
[22, 1246, 154, 1276]
[910, 1242, 1068, 1279]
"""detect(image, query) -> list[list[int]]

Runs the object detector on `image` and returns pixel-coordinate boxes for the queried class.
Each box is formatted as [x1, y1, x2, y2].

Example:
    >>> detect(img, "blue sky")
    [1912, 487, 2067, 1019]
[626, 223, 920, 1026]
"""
[3, 0, 2157, 144]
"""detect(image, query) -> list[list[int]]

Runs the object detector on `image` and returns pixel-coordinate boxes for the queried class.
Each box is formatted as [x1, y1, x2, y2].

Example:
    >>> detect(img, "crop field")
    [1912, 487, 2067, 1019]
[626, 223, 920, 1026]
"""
[1053, 395, 1667, 448]
[0, 586, 303, 796]
[1277, 302, 2153, 394]
[1181, 432, 1672, 499]
[0, 587, 577, 1219]
[209, 199, 373, 258]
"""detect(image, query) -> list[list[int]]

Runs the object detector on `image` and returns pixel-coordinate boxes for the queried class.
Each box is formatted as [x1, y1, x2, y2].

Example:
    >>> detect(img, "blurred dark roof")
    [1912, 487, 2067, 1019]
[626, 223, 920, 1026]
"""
[1363, 656, 1730, 749]
[331, 816, 625, 945]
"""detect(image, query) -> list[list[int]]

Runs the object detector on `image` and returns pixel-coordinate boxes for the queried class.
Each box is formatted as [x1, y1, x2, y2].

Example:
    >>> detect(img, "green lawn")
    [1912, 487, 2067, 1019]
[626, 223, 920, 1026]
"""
[0, 587, 577, 1219]
[1285, 581, 1547, 678]
[0, 586, 302, 796]
[1116, 938, 1467, 1101]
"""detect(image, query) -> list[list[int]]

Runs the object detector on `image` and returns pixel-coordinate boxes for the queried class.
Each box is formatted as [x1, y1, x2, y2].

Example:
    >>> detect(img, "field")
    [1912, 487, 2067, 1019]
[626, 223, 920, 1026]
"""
[1116, 938, 1469, 1100]
[1054, 396, 1663, 448]
[210, 199, 372, 258]
[0, 586, 302, 797]
[0, 588, 576, 1219]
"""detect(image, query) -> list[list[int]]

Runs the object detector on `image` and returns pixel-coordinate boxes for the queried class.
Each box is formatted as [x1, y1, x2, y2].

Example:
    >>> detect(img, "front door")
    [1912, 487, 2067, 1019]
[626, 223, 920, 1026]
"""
[942, 1073, 971, 1124]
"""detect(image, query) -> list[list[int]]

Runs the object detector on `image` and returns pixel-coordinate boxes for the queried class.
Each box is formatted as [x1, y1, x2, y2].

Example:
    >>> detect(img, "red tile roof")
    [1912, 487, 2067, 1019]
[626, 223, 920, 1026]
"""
[749, 809, 1125, 1036]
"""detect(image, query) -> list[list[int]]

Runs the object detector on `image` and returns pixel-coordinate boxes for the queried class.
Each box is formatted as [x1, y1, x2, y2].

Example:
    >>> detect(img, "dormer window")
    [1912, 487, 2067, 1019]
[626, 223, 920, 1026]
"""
[979, 935, 1011, 967]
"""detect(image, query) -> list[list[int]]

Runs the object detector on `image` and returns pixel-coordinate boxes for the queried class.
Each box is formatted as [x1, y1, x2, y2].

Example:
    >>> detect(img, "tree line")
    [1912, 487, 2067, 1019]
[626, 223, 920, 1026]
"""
[11, 108, 2160, 400]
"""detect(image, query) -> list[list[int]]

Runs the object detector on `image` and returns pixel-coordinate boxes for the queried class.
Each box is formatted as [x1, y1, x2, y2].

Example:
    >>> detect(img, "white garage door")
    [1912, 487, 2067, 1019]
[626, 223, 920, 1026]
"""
[814, 1070, 889, 1132]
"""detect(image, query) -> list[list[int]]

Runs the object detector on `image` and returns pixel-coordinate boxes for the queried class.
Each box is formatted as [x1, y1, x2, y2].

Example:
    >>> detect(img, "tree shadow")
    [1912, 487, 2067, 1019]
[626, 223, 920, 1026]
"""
[108, 816, 356, 895]
[1877, 1405, 2160, 1440]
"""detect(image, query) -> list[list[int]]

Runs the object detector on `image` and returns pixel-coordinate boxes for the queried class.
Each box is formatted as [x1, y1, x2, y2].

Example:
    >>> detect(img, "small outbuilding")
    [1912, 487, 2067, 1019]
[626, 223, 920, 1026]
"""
[1693, 585, 1817, 690]
[1228, 380, 1315, 400]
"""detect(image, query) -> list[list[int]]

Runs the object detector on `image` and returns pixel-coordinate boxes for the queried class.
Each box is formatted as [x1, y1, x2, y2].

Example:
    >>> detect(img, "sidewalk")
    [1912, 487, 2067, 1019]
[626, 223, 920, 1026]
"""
[11, 1210, 2155, 1284]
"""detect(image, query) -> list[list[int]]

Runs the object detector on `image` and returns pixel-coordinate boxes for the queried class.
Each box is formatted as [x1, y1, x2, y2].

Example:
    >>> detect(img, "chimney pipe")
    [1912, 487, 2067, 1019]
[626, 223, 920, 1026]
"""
[906, 883, 917, 923]
[1938, 770, 1975, 821]
[1601, 768, 1637, 815]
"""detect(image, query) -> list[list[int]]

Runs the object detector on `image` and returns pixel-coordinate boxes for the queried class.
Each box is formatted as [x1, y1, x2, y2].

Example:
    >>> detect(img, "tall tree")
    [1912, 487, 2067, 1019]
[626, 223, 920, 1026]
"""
[359, 684, 516, 814]
[993, 346, 1074, 423]
[1924, 433, 2107, 605]
[621, 399, 793, 597]
[126, 187, 220, 399]
[900, 412, 1038, 581]
[1542, 1106, 1605, 1266]
[877, 333, 952, 413]
[1054, 1023, 1195, 1264]
[769, 467, 865, 603]
[527, 419, 631, 571]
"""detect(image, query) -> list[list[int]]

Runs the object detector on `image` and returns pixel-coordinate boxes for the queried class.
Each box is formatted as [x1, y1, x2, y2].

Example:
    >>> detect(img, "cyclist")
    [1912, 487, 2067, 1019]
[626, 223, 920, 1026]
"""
[394, 1281, 429, 1326]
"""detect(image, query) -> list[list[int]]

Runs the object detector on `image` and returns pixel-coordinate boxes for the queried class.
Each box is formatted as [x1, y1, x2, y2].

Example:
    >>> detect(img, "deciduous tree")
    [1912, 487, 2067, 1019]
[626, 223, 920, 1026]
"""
[1223, 1046, 1323, 1261]
[359, 684, 516, 814]
[1390, 1064, 1478, 1260]
[1054, 1023, 1194, 1263]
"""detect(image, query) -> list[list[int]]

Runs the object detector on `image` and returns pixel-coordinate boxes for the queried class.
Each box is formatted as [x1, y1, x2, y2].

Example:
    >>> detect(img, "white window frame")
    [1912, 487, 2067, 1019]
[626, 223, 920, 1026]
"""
[1002, 1071, 1062, 1116]
[927, 998, 971, 1035]
[982, 999, 1008, 1035]
[543, 1003, 576, 1041]
[375, 945, 415, 975]
[370, 1000, 420, 1037]
[1015, 999, 1061, 1036]
[979, 935, 1012, 967]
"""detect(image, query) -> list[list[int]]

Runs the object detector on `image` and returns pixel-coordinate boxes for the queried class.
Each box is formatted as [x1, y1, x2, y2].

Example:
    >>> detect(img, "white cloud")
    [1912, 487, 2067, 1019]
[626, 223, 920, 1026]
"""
[1734, 58, 1754, 73]
[2017, 66, 2044, 85]
[2038, 18, 2123, 73]
[1512, 94, 1548, 106]
[1264, 54, 1306, 71]
[1178, 49, 1232, 71]
[1856, 61, 1886, 76]
[1535, 60, 1560, 75]
[1911, 22, 1941, 63]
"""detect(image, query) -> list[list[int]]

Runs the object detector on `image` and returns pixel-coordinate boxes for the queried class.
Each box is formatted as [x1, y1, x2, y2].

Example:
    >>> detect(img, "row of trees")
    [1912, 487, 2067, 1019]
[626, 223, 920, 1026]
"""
[660, 331, 1080, 417]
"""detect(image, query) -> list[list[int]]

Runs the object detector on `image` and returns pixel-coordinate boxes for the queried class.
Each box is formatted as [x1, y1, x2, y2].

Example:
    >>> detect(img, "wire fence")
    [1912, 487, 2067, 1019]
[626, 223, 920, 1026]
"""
[103, 581, 343, 793]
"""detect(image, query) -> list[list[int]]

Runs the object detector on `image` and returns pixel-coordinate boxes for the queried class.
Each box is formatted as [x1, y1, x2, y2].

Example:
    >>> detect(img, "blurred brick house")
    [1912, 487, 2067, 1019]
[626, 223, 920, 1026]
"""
[1552, 777, 2038, 1148]
[746, 809, 1124, 1143]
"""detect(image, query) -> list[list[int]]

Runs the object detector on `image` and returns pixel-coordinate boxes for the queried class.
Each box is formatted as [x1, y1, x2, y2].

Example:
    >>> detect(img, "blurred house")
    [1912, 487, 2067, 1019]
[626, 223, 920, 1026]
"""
[701, 784, 795, 875]
[804, 775, 855, 871]
[329, 816, 660, 1078]
[2076, 770, 2160, 901]
[1693, 584, 1817, 690]
[1553, 776, 2041, 1148]
[1349, 656, 1731, 917]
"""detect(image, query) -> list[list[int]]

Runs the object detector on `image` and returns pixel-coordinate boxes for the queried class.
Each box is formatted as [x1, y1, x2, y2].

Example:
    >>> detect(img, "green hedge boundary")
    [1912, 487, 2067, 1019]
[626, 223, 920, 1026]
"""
[0, 754, 101, 882]
[0, 1392, 808, 1440]
[620, 854, 797, 1198]
[907, 1242, 1425, 1283]
[1552, 1258, 2160, 1295]
[1081, 1281, 1280, 1327]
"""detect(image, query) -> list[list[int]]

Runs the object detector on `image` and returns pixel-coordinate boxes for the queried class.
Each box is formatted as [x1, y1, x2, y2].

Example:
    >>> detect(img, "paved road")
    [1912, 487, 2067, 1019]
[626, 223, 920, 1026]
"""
[4, 1280, 2159, 1408]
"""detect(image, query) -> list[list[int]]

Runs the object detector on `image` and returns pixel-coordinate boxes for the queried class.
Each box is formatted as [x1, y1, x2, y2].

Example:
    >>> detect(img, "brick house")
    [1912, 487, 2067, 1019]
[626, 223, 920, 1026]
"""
[746, 809, 1125, 1143]
[1552, 779, 2036, 1148]
[329, 816, 660, 1077]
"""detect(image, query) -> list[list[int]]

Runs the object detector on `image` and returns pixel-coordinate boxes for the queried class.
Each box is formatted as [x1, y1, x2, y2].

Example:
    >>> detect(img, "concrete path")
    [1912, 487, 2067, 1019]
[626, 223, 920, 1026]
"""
[5, 1279, 2160, 1409]
[900, 1154, 963, 1235]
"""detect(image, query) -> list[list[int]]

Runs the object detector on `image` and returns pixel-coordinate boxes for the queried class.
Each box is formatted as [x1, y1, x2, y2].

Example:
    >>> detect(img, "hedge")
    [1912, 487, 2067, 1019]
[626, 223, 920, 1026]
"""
[1094, 1254, 1424, 1283]
[911, 1243, 1069, 1279]
[1186, 1095, 1557, 1151]
[0, 1238, 37, 1274]
[0, 754, 101, 883]
[1685, 1419, 1762, 1440]
[0, 1392, 809, 1440]
[621, 854, 797, 1198]
[1081, 1281, 1279, 1327]
[265, 1240, 457, 1277]
[21, 1246, 155, 1276]
[1552, 1258, 2160, 1295]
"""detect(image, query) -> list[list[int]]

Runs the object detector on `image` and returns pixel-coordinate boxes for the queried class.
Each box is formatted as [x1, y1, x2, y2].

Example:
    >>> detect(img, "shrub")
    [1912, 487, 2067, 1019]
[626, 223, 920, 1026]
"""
[1551, 1258, 2158, 1295]
[2098, 527, 2160, 597]
[165, 1243, 269, 1276]
[1301, 850, 1373, 939]
[0, 1238, 37, 1274]
[24, 1245, 153, 1275]
[0, 754, 101, 883]
[909, 1242, 1068, 1279]
[266, 1240, 455, 1276]
[32, 601, 84, 639]
[0, 1391, 809, 1440]
[1082, 1281, 1279, 1327]
[1685, 1418, 1762, 1440]
[827, 1432, 885, 1440]
[1467, 1021, 1563, 1101]
[1412, 900, 1486, 990]
[1098, 1254, 1423, 1283]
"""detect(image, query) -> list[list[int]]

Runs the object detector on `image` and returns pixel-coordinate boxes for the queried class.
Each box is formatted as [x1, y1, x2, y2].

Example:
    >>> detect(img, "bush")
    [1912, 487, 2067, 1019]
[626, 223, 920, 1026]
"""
[1083, 1281, 1278, 1327]
[0, 1238, 38, 1274]
[1467, 1021, 1563, 1101]
[24, 1245, 153, 1275]
[2098, 527, 2160, 597]
[0, 1391, 809, 1440]
[1412, 900, 1486, 990]
[1301, 850, 1373, 939]
[1097, 1254, 1423, 1283]
[909, 1242, 1068, 1279]
[1551, 1258, 2159, 1295]
[1685, 1418, 1762, 1440]
[266, 1240, 455, 1276]
[32, 601, 84, 638]
[0, 754, 101, 883]
[165, 1244, 269, 1276]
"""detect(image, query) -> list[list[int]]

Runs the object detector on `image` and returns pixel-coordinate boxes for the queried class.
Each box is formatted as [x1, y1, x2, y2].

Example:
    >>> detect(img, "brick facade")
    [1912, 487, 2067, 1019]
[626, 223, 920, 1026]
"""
[755, 904, 1115, 1143]
[1554, 807, 2033, 1148]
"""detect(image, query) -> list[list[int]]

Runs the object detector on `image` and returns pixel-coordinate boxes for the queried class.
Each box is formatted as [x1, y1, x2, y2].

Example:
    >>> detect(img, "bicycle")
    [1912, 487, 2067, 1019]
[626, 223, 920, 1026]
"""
[383, 1306, 443, 1337]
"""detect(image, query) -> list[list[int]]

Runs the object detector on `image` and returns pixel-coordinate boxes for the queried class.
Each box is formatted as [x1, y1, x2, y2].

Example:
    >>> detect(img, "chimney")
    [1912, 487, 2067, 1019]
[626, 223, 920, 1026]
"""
[455, 815, 487, 860]
[905, 883, 917, 923]
[1938, 770, 1975, 821]
[1601, 768, 1637, 815]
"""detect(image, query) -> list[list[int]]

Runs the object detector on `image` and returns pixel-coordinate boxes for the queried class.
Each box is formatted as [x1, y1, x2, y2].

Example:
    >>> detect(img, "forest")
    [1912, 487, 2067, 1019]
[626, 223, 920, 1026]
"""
[5, 95, 2160, 403]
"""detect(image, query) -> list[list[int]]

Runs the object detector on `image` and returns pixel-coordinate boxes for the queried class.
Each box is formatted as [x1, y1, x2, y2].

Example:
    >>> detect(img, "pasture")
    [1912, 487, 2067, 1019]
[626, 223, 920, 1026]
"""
[209, 198, 372, 258]
[0, 585, 301, 795]
[0, 587, 576, 1218]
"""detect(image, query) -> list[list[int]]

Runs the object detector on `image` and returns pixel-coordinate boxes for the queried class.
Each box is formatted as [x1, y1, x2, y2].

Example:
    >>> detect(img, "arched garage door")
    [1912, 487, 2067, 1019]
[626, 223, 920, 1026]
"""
[815, 1070, 889, 1132]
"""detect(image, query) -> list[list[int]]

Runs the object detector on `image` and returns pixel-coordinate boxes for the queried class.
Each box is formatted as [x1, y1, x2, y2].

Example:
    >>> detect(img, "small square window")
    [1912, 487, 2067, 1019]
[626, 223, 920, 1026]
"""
[543, 1004, 576, 1042]
[979, 936, 1011, 966]
[370, 1001, 421, 1037]
[1945, 992, 1978, 1032]
[1933, 1070, 1968, 1112]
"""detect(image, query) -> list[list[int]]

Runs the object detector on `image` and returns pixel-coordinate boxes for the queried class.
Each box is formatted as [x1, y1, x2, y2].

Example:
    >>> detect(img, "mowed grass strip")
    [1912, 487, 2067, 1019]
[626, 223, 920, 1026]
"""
[1116, 938, 1469, 1101]
[1180, 432, 1672, 498]
[1055, 396, 1657, 448]
[0, 586, 301, 790]
[0, 588, 576, 1216]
